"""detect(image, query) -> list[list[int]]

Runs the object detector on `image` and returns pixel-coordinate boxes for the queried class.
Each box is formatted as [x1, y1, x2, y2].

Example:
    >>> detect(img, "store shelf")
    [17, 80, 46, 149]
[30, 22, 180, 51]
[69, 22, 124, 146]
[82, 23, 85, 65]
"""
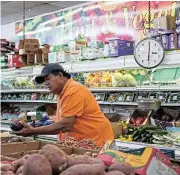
[1, 89, 50, 93]
[1, 100, 56, 103]
[1, 51, 180, 78]
[1, 99, 180, 106]
[98, 102, 180, 106]
[136, 86, 180, 91]
[89, 87, 137, 92]
[2, 85, 180, 94]
[98, 101, 137, 106]
[71, 51, 180, 73]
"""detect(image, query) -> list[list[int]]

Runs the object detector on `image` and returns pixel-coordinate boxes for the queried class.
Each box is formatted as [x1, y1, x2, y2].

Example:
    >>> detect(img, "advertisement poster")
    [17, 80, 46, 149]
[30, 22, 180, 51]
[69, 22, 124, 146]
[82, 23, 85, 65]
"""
[15, 1, 177, 46]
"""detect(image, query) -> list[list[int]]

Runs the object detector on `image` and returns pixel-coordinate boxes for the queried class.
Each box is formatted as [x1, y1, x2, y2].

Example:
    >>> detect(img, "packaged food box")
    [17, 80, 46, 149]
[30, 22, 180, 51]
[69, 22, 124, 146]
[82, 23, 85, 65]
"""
[157, 92, 168, 103]
[107, 93, 119, 102]
[93, 93, 106, 101]
[153, 15, 176, 31]
[148, 92, 158, 100]
[124, 93, 135, 102]
[108, 39, 134, 57]
[116, 93, 126, 102]
[135, 92, 149, 102]
[168, 93, 180, 103]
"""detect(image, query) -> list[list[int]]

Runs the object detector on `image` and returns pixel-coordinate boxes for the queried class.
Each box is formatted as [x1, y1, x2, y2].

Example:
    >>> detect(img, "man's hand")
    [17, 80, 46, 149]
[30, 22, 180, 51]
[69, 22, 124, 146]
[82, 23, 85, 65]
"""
[11, 121, 35, 137]
[11, 116, 76, 136]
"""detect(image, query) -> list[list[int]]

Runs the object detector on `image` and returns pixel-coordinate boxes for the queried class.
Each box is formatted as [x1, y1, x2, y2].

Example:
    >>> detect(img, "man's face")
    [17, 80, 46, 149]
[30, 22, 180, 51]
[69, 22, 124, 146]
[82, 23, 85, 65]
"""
[44, 73, 64, 94]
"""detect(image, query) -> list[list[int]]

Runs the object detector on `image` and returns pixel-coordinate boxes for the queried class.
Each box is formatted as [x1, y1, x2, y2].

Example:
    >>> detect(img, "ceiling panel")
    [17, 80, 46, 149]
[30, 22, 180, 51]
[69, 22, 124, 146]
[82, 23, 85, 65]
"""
[1, 1, 88, 25]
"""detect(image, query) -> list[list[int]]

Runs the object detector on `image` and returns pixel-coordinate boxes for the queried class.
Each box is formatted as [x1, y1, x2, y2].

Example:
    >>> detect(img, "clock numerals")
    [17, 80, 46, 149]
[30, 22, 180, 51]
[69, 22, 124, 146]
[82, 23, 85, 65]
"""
[134, 38, 164, 69]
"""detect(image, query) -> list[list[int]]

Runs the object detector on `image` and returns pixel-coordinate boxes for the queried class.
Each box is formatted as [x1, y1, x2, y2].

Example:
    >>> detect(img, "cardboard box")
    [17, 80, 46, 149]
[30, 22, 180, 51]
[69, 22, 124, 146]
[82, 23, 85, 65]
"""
[35, 53, 42, 64]
[1, 140, 40, 155]
[42, 53, 48, 64]
[111, 122, 123, 138]
[24, 43, 39, 52]
[42, 47, 50, 53]
[98, 140, 180, 175]
[1, 136, 14, 143]
[19, 39, 40, 50]
[154, 16, 176, 31]
[27, 52, 35, 65]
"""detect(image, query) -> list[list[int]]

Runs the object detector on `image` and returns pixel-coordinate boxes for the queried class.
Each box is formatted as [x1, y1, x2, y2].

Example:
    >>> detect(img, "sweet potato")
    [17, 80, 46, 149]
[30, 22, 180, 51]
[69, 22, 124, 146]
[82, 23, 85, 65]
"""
[1, 164, 14, 172]
[67, 155, 104, 167]
[39, 144, 68, 174]
[1, 171, 15, 175]
[22, 154, 52, 175]
[106, 171, 126, 175]
[15, 166, 24, 175]
[109, 162, 134, 175]
[60, 164, 105, 175]
[11, 158, 26, 173]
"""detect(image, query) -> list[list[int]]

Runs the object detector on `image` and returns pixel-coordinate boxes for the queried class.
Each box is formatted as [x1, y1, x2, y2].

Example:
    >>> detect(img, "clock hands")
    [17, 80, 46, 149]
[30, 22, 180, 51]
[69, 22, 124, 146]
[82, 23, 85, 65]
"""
[148, 41, 150, 64]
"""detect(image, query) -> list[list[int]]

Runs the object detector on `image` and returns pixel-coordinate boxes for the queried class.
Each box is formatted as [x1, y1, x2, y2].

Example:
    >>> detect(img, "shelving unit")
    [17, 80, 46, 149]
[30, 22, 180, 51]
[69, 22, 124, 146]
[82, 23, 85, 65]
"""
[1, 50, 180, 78]
[1, 99, 180, 107]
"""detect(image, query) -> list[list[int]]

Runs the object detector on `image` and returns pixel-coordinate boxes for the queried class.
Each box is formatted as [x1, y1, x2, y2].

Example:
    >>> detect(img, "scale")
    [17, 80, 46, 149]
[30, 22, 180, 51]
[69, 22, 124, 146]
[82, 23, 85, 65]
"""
[134, 1, 164, 111]
[134, 1, 165, 69]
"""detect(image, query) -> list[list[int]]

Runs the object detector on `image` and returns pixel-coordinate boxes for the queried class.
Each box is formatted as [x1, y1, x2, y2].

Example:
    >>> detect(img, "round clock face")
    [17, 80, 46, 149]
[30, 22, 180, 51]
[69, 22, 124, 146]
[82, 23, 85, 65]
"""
[134, 38, 165, 69]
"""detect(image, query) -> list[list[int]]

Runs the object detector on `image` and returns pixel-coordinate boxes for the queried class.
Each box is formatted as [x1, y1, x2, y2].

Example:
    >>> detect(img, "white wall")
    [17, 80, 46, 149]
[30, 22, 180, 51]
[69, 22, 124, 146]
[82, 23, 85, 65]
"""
[1, 22, 16, 42]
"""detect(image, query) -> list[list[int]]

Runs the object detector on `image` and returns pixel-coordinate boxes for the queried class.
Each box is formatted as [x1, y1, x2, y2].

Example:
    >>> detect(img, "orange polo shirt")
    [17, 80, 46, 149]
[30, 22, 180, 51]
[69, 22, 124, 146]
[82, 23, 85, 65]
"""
[55, 79, 114, 146]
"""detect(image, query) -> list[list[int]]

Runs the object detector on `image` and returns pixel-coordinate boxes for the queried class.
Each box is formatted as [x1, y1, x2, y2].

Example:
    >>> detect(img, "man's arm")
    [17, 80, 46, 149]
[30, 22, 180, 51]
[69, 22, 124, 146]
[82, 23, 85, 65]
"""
[13, 116, 76, 136]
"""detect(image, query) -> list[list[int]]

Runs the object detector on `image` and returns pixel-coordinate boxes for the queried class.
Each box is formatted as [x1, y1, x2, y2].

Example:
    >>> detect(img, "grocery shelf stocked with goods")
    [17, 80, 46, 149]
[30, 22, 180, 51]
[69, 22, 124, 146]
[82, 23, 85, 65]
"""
[1, 1, 180, 174]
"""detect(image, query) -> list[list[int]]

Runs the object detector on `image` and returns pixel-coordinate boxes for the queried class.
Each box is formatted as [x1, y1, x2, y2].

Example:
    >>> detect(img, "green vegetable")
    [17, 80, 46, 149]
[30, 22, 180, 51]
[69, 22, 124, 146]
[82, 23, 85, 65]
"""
[152, 135, 165, 141]
[152, 139, 166, 144]
[141, 133, 146, 138]
[133, 136, 140, 141]
[141, 125, 158, 132]
[132, 130, 139, 138]
[145, 134, 152, 138]
[140, 138, 147, 143]
[149, 137, 154, 144]
[147, 130, 167, 135]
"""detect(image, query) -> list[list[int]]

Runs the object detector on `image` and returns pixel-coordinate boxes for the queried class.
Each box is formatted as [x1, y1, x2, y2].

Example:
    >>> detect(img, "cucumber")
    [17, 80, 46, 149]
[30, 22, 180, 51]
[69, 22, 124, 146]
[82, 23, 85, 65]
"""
[137, 138, 141, 142]
[147, 130, 167, 135]
[145, 134, 152, 138]
[133, 135, 140, 141]
[141, 133, 146, 138]
[132, 130, 139, 138]
[149, 137, 154, 144]
[141, 125, 158, 131]
[140, 138, 147, 143]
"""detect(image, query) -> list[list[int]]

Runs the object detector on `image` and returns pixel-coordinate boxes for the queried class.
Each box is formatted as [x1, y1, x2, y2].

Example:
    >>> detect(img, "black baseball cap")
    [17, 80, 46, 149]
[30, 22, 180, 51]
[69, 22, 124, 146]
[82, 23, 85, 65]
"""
[35, 63, 71, 84]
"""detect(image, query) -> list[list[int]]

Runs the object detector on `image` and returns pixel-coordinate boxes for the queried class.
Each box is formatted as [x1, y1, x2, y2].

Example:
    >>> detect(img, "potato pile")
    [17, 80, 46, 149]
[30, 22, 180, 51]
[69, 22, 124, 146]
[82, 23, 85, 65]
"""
[1, 144, 134, 175]
[58, 137, 100, 151]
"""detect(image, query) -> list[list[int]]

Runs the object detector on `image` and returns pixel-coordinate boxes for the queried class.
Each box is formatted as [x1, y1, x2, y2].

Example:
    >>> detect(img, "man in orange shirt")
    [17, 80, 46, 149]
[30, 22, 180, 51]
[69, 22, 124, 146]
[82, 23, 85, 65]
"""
[14, 63, 114, 146]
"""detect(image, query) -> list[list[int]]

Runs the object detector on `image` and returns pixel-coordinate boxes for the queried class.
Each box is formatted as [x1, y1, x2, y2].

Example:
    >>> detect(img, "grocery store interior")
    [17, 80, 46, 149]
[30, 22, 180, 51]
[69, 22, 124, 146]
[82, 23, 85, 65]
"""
[1, 1, 180, 174]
